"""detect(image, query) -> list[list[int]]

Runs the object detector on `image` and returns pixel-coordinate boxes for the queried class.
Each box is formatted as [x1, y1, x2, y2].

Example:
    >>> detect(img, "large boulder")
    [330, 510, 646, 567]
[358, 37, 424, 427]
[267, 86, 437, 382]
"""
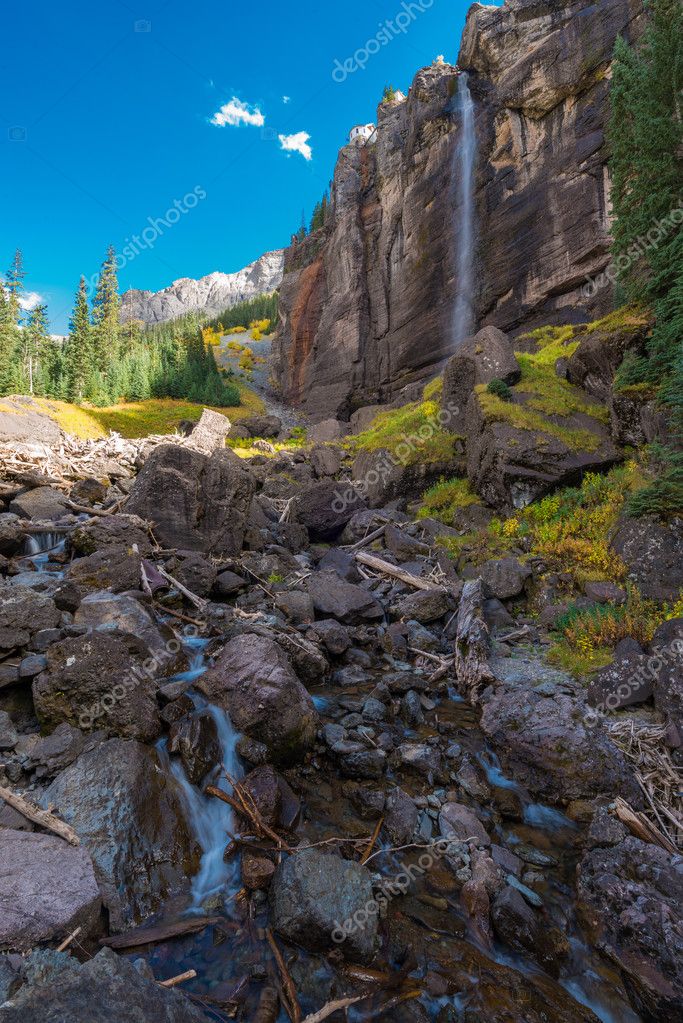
[0, 584, 60, 652]
[293, 480, 366, 541]
[67, 545, 142, 595]
[491, 885, 568, 977]
[649, 618, 683, 734]
[307, 570, 383, 623]
[2, 946, 212, 1022]
[9, 486, 69, 522]
[196, 634, 318, 763]
[480, 660, 640, 805]
[478, 557, 532, 600]
[41, 739, 200, 930]
[229, 414, 281, 439]
[465, 390, 622, 510]
[0, 830, 101, 951]
[0, 514, 25, 556]
[442, 326, 521, 432]
[70, 514, 152, 556]
[125, 444, 255, 556]
[586, 639, 653, 714]
[578, 836, 683, 1021]
[32, 630, 165, 739]
[270, 848, 377, 959]
[351, 446, 465, 508]
[566, 318, 650, 401]
[74, 591, 185, 667]
[611, 515, 683, 602]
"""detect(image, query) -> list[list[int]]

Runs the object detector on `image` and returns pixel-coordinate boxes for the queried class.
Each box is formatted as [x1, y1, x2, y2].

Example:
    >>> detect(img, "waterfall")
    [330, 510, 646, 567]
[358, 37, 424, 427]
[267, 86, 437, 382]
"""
[452, 72, 477, 347]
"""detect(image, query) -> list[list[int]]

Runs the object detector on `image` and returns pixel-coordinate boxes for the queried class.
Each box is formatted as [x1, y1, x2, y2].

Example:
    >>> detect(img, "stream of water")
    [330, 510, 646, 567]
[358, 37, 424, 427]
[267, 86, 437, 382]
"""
[452, 72, 476, 348]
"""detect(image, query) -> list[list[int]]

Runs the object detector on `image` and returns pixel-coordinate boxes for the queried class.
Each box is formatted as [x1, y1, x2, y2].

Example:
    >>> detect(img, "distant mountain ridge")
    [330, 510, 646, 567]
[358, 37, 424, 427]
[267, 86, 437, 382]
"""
[120, 248, 285, 325]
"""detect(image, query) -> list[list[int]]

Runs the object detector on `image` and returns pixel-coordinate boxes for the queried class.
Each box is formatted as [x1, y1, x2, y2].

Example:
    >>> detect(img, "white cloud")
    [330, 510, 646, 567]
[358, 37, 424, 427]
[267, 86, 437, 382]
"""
[282, 95, 291, 104]
[278, 131, 312, 161]
[19, 290, 44, 311]
[210, 97, 265, 128]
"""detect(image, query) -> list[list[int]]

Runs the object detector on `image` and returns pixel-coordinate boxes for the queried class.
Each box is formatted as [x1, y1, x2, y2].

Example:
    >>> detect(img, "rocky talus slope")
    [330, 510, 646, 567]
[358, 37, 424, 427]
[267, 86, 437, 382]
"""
[272, 0, 646, 419]
[0, 387, 680, 1021]
[120, 248, 284, 325]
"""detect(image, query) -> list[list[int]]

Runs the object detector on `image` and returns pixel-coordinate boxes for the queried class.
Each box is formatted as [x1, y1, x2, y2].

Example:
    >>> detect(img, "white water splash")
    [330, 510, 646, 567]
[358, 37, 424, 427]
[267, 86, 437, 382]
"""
[452, 72, 477, 347]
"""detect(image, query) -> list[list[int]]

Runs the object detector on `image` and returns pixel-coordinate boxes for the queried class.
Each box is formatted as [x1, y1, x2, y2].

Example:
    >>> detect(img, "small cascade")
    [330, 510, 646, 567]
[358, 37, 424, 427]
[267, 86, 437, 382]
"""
[21, 531, 66, 574]
[452, 71, 477, 347]
[158, 634, 243, 912]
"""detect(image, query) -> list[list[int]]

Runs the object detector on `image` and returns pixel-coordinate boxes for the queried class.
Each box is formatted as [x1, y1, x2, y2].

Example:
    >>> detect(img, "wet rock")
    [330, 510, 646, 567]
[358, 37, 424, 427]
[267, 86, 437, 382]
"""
[391, 586, 452, 624]
[41, 739, 199, 931]
[70, 478, 108, 506]
[480, 673, 640, 805]
[393, 742, 444, 781]
[23, 722, 89, 778]
[272, 629, 329, 685]
[53, 580, 82, 614]
[270, 848, 377, 959]
[70, 514, 152, 556]
[335, 744, 387, 780]
[196, 634, 318, 764]
[3, 946, 211, 1022]
[0, 830, 101, 951]
[242, 850, 276, 890]
[439, 802, 490, 848]
[491, 886, 567, 977]
[0, 514, 25, 556]
[165, 552, 218, 598]
[307, 570, 383, 623]
[455, 757, 491, 802]
[10, 486, 69, 522]
[168, 711, 220, 784]
[585, 805, 629, 849]
[578, 836, 683, 1021]
[293, 480, 366, 542]
[74, 591, 184, 667]
[0, 584, 60, 652]
[213, 570, 248, 597]
[611, 515, 683, 602]
[33, 630, 163, 740]
[239, 765, 282, 827]
[126, 444, 255, 557]
[67, 545, 142, 595]
[384, 787, 419, 845]
[306, 619, 351, 656]
[479, 557, 532, 600]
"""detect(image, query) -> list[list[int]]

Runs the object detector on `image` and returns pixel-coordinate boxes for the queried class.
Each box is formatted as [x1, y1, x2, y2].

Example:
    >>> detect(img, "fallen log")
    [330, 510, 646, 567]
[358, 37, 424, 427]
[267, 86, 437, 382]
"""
[100, 916, 221, 949]
[0, 786, 79, 846]
[614, 797, 677, 855]
[354, 551, 440, 591]
[453, 579, 495, 700]
[159, 970, 197, 988]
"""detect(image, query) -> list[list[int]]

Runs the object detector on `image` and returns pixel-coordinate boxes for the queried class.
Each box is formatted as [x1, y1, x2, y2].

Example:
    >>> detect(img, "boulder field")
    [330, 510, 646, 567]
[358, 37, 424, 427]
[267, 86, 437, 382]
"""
[0, 403, 680, 1023]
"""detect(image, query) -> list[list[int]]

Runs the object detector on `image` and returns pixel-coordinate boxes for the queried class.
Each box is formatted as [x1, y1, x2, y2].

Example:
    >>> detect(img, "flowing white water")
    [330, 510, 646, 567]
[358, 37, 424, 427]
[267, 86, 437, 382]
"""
[452, 72, 477, 347]
[158, 637, 242, 911]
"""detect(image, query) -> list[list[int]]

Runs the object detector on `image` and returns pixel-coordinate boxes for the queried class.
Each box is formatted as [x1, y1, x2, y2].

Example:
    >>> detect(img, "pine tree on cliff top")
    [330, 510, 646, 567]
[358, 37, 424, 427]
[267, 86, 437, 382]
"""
[65, 277, 92, 401]
[609, 0, 683, 515]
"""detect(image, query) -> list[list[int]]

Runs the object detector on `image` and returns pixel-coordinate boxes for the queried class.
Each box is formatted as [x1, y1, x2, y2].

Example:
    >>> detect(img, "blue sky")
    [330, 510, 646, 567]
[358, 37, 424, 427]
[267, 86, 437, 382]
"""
[2, 0, 494, 332]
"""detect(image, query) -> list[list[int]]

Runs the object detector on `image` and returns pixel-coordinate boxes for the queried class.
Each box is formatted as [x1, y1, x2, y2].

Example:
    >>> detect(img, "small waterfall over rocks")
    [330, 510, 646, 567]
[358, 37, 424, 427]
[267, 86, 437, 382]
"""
[452, 71, 477, 348]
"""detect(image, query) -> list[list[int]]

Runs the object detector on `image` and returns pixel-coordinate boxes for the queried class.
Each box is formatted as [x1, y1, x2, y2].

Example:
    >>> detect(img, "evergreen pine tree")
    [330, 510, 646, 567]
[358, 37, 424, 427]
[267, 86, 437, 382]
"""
[91, 245, 121, 380]
[65, 278, 93, 401]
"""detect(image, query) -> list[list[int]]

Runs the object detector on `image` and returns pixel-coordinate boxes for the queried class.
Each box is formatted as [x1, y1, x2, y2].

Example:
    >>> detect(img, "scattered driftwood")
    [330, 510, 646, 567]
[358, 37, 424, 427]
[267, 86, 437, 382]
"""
[157, 567, 208, 610]
[354, 551, 440, 591]
[266, 928, 301, 1023]
[614, 797, 678, 855]
[300, 996, 366, 1023]
[608, 719, 682, 849]
[253, 986, 280, 1023]
[207, 773, 291, 851]
[56, 926, 82, 952]
[0, 786, 79, 846]
[453, 579, 495, 700]
[100, 916, 221, 950]
[159, 970, 197, 988]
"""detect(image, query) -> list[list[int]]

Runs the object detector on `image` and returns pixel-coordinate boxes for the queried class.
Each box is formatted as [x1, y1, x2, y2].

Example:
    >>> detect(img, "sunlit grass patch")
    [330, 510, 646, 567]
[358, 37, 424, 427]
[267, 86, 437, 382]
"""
[418, 477, 479, 525]
[347, 398, 463, 467]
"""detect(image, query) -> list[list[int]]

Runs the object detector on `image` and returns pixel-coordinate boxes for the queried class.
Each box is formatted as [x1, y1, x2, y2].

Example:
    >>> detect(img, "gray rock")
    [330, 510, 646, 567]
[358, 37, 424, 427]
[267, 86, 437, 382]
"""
[294, 480, 366, 542]
[439, 802, 490, 847]
[213, 570, 248, 597]
[649, 618, 683, 733]
[0, 514, 25, 556]
[611, 515, 683, 602]
[70, 514, 152, 556]
[307, 571, 383, 623]
[0, 584, 60, 652]
[10, 486, 69, 522]
[479, 557, 532, 600]
[491, 886, 567, 977]
[0, 830, 101, 951]
[41, 739, 199, 931]
[168, 711, 220, 784]
[270, 848, 377, 959]
[33, 630, 164, 740]
[67, 546, 142, 595]
[0, 711, 18, 749]
[442, 326, 521, 432]
[583, 580, 627, 605]
[196, 634, 318, 763]
[310, 445, 343, 478]
[391, 586, 452, 623]
[306, 619, 351, 655]
[164, 552, 218, 598]
[274, 590, 315, 625]
[393, 742, 444, 780]
[2, 946, 212, 1022]
[587, 643, 653, 713]
[307, 419, 349, 444]
[74, 591, 183, 666]
[126, 444, 255, 557]
[384, 787, 418, 845]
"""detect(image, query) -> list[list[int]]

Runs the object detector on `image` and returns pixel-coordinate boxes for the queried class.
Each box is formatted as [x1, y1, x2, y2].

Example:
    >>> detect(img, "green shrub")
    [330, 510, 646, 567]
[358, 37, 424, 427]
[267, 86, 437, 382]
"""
[487, 378, 512, 402]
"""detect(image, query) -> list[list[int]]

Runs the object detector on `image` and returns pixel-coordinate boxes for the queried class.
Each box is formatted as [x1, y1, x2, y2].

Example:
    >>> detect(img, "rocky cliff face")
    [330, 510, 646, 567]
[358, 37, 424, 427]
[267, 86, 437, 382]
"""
[120, 248, 284, 324]
[273, 0, 645, 420]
